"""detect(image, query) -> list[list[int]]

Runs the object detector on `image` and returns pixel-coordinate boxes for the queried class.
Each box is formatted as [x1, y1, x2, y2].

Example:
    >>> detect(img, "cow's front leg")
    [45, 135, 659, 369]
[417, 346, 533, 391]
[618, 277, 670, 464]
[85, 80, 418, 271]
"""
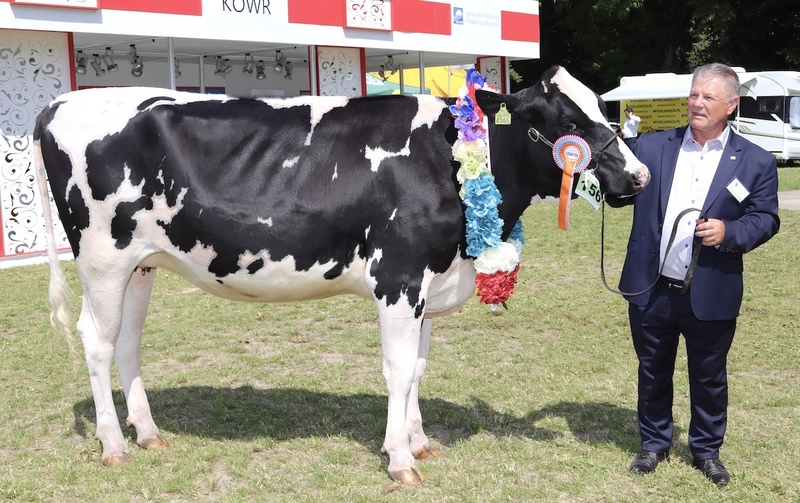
[116, 267, 168, 452]
[408, 318, 438, 460]
[377, 301, 426, 485]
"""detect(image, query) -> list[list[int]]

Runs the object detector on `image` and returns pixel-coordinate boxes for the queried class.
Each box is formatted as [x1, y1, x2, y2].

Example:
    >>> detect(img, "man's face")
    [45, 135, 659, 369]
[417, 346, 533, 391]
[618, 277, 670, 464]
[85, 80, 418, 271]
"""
[688, 76, 739, 137]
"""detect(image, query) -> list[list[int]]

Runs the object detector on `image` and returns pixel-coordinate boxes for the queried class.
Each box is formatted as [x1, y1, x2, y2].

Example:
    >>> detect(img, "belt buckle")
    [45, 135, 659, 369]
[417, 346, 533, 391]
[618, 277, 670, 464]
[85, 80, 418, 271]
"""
[660, 276, 684, 289]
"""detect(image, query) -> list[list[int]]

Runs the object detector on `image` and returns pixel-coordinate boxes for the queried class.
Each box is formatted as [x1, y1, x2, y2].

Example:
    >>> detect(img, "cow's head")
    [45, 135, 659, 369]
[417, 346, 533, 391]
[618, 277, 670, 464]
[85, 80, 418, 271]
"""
[475, 66, 650, 207]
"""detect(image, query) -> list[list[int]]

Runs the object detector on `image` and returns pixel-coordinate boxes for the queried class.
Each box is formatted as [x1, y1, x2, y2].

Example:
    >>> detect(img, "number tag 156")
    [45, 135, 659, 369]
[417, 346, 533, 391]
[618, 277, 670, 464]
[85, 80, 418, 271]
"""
[575, 170, 602, 210]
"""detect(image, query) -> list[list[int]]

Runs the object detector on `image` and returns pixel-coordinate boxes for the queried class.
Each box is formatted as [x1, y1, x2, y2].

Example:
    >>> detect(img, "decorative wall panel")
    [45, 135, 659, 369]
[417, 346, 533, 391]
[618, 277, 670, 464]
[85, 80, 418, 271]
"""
[345, 0, 392, 31]
[477, 56, 504, 92]
[316, 46, 364, 97]
[0, 29, 71, 259]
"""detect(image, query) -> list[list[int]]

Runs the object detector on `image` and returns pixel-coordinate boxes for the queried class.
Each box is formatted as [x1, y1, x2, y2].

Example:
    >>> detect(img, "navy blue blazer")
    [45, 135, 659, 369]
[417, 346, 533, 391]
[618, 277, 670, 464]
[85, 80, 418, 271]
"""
[608, 126, 780, 321]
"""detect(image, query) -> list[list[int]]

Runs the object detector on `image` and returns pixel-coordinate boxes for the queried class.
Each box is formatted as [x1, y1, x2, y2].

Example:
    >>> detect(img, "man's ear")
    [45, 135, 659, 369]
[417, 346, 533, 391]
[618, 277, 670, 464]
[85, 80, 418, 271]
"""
[475, 90, 521, 118]
[726, 96, 740, 115]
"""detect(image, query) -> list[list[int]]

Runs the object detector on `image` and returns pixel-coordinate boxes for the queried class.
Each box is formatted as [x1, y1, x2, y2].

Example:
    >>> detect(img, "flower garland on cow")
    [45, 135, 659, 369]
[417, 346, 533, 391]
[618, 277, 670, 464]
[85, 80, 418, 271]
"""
[449, 70, 525, 309]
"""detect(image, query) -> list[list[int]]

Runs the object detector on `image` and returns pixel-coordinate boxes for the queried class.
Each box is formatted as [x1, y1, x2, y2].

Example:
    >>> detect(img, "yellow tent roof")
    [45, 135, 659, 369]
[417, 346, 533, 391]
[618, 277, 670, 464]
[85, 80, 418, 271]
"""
[369, 65, 471, 97]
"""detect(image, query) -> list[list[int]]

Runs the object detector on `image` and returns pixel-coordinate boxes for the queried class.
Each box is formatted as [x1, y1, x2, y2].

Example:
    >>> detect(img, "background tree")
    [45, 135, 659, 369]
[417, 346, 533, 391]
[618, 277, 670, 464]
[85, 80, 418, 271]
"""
[512, 0, 800, 100]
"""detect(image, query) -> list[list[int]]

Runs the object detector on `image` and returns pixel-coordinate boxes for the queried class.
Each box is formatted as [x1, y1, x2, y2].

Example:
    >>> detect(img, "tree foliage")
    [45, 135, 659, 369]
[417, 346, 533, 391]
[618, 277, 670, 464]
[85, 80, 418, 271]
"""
[511, 0, 800, 94]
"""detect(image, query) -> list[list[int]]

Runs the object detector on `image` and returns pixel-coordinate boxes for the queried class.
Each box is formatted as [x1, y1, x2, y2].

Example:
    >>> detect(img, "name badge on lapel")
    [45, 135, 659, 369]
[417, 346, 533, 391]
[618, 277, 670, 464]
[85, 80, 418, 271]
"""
[726, 178, 750, 203]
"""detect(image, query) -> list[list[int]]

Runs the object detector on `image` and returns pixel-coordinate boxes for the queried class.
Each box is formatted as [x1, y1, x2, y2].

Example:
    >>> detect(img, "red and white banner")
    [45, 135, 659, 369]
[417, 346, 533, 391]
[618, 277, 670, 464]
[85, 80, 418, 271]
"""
[1, 0, 539, 59]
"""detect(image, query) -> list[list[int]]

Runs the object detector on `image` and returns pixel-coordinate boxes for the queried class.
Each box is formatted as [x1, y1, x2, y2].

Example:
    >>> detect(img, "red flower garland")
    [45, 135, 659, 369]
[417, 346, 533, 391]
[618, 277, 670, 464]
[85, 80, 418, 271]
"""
[475, 266, 519, 305]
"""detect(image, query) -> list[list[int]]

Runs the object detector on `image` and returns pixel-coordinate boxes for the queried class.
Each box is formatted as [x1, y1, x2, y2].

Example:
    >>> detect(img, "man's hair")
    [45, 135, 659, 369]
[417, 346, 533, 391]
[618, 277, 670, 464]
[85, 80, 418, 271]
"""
[624, 106, 633, 113]
[692, 63, 740, 103]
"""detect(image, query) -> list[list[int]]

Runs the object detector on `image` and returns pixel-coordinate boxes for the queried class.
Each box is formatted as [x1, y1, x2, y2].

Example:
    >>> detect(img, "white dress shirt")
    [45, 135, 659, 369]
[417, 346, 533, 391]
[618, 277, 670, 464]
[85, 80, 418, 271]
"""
[660, 126, 730, 280]
[622, 114, 641, 139]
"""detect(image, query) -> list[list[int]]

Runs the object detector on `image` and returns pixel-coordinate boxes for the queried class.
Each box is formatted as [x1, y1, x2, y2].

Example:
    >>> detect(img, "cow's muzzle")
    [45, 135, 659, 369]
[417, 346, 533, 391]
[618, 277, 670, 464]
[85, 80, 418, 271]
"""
[632, 165, 651, 191]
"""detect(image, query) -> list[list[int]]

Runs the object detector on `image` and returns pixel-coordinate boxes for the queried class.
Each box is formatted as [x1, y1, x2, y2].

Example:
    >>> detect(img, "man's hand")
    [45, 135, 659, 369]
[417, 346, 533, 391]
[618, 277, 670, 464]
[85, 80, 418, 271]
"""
[695, 218, 725, 247]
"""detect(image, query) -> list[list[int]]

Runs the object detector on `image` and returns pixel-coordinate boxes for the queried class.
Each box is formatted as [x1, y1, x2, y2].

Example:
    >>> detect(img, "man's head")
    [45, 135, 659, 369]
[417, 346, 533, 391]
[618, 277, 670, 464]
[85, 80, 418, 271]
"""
[688, 63, 740, 143]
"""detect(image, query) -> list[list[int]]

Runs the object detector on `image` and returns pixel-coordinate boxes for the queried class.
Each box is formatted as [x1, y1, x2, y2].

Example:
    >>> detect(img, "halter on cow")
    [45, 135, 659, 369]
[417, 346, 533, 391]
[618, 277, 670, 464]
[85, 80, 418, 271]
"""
[34, 66, 649, 484]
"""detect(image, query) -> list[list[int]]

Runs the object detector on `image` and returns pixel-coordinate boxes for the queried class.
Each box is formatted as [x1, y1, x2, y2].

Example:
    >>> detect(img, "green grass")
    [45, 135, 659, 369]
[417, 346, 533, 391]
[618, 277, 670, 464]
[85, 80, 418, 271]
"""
[778, 166, 800, 191]
[1, 201, 798, 502]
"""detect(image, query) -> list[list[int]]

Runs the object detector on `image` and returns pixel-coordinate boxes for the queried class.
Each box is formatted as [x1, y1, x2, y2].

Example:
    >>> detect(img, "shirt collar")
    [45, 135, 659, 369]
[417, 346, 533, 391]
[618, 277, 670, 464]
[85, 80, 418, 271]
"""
[682, 125, 731, 151]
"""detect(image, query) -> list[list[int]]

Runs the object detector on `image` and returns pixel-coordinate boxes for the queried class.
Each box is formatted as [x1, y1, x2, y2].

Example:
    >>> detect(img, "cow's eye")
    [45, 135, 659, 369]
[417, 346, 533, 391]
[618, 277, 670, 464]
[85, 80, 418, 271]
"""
[565, 122, 578, 131]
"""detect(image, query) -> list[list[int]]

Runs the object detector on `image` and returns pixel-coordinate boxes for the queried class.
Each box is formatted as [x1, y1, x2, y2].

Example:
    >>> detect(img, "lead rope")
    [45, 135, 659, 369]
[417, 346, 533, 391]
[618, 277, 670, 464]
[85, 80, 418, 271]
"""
[600, 202, 708, 297]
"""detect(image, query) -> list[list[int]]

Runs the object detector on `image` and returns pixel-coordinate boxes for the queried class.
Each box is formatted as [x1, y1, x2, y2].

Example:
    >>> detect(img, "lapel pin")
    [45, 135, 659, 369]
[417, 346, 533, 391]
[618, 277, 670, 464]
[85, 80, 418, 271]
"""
[730, 156, 736, 160]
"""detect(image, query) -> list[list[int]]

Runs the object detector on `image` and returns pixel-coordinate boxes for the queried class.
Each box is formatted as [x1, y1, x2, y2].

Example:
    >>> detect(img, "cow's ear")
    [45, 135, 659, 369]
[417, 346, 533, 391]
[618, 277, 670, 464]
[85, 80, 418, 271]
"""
[475, 90, 521, 119]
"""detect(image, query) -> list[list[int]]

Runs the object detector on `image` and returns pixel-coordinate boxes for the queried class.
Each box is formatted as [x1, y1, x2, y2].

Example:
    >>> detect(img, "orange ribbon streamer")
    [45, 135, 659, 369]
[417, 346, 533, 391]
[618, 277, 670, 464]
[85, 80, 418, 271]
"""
[558, 159, 576, 231]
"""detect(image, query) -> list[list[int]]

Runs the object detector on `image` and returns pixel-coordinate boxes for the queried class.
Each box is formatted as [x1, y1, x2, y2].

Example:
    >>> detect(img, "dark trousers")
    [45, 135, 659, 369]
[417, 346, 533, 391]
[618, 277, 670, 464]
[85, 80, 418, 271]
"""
[628, 282, 736, 459]
[623, 136, 638, 149]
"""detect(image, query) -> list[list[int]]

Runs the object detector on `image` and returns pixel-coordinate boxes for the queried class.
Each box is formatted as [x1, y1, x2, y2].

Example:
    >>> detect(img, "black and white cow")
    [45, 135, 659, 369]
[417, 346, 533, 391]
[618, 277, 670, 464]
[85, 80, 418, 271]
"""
[34, 66, 649, 484]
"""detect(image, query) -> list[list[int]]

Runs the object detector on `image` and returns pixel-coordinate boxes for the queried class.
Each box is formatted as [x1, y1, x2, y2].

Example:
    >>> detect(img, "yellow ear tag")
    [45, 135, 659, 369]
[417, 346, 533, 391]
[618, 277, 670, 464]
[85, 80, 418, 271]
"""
[495, 103, 512, 126]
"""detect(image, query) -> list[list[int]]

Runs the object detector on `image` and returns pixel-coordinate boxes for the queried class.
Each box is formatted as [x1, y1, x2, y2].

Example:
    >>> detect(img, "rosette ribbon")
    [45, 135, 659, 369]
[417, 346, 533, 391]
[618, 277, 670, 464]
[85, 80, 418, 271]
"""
[552, 135, 591, 231]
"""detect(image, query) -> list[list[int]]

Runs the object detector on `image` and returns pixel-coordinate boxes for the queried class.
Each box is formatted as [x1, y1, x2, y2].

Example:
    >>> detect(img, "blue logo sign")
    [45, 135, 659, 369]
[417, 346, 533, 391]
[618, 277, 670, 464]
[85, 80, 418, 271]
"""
[453, 7, 464, 25]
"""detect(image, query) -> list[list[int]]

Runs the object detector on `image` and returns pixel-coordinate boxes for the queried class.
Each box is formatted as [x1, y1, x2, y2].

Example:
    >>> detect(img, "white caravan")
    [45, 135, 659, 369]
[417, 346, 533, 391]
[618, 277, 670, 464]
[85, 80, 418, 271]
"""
[602, 68, 800, 160]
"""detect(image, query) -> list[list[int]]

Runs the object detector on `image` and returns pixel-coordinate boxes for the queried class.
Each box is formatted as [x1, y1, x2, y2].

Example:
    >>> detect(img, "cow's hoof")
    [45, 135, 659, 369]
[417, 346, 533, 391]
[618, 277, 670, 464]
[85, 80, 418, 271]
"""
[102, 450, 134, 466]
[412, 445, 439, 460]
[138, 434, 169, 451]
[388, 466, 425, 485]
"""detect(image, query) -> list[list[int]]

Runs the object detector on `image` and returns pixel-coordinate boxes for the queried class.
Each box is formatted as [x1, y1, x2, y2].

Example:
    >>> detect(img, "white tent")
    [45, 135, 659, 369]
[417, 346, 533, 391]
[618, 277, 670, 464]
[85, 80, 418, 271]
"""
[601, 73, 693, 101]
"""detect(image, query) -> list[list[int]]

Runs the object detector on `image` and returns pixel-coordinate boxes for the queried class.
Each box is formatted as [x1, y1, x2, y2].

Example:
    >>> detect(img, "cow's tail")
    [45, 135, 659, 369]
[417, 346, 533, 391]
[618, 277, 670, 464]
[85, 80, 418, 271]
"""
[34, 140, 78, 354]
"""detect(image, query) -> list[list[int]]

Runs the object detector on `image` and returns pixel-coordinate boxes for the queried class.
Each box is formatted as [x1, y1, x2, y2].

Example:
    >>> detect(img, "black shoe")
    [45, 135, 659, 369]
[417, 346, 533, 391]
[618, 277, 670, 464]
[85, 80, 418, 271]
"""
[692, 457, 730, 486]
[629, 450, 670, 474]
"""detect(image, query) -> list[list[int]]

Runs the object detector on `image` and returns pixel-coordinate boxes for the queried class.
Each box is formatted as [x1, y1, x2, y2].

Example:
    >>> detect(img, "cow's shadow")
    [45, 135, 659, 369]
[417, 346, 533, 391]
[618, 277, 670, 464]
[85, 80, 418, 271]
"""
[72, 387, 645, 460]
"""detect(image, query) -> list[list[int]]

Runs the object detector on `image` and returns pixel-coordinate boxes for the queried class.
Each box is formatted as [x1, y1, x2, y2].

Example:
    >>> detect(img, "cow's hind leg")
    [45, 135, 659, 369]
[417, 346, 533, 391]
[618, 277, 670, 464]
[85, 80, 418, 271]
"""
[408, 318, 438, 460]
[377, 301, 427, 485]
[116, 267, 168, 453]
[76, 268, 133, 465]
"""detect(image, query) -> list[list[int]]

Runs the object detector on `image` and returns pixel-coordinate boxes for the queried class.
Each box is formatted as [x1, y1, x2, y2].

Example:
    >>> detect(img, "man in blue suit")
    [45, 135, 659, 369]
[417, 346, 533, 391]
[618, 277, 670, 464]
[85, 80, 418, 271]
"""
[606, 63, 780, 486]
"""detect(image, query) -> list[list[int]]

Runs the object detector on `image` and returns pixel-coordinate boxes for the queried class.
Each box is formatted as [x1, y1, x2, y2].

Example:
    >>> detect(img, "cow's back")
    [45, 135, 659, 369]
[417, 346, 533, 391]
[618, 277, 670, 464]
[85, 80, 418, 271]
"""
[35, 88, 466, 304]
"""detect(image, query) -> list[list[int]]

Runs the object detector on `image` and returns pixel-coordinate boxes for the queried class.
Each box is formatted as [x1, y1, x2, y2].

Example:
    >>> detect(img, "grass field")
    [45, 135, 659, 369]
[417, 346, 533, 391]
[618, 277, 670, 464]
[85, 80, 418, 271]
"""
[1, 195, 798, 501]
[778, 166, 800, 190]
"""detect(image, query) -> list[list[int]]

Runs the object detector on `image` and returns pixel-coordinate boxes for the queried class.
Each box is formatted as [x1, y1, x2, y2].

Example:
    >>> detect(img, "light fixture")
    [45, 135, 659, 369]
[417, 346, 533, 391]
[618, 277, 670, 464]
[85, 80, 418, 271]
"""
[129, 45, 143, 77]
[385, 55, 397, 73]
[75, 50, 87, 75]
[173, 58, 181, 78]
[256, 60, 266, 80]
[90, 54, 105, 77]
[102, 47, 117, 72]
[274, 50, 285, 72]
[242, 53, 255, 75]
[377, 55, 398, 81]
[214, 57, 232, 77]
[284, 61, 292, 80]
